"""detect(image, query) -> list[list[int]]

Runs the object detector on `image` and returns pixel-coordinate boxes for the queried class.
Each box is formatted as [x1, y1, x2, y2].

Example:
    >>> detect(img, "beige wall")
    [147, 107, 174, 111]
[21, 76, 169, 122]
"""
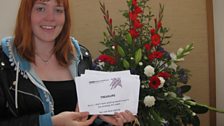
[0, 0, 19, 39]
[0, 0, 213, 125]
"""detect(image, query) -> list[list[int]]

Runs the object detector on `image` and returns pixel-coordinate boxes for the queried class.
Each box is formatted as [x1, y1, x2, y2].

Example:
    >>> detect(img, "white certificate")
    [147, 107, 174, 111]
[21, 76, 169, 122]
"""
[75, 70, 140, 115]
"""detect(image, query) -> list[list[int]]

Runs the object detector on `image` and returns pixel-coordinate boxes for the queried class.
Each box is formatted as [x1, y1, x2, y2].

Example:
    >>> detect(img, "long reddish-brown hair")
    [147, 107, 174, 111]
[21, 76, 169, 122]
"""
[14, 0, 74, 66]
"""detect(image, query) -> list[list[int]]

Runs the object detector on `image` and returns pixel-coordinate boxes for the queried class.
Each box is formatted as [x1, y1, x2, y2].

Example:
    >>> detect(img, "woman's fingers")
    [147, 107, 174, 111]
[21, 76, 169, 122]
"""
[115, 111, 135, 123]
[74, 115, 98, 126]
[99, 115, 116, 124]
[123, 110, 136, 122]
[75, 104, 79, 112]
[70, 111, 88, 121]
[99, 115, 125, 126]
[99, 111, 136, 126]
[115, 112, 127, 123]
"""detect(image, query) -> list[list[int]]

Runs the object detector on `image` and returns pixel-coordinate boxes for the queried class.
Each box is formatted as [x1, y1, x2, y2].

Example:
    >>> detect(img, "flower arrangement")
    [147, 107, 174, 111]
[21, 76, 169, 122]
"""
[93, 0, 224, 125]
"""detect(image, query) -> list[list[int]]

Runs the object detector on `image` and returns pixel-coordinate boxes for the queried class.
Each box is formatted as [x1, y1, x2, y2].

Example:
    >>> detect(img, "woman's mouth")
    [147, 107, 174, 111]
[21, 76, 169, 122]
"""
[40, 25, 56, 30]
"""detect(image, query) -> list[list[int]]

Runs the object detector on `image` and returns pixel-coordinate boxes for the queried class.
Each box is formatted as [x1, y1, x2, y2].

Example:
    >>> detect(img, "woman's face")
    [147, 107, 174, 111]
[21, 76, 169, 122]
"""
[31, 0, 65, 43]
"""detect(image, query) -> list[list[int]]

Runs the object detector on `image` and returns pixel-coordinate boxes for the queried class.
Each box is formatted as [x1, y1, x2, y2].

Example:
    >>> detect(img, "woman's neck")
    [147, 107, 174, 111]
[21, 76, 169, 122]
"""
[34, 38, 55, 55]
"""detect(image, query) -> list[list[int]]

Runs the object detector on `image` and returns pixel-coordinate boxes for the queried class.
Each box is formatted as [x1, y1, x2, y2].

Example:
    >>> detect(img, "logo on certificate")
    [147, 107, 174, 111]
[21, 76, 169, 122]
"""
[110, 77, 122, 89]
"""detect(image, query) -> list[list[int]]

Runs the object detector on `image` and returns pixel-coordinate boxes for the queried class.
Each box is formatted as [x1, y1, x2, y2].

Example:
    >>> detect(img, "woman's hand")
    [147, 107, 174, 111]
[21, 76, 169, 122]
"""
[99, 110, 136, 126]
[52, 111, 97, 126]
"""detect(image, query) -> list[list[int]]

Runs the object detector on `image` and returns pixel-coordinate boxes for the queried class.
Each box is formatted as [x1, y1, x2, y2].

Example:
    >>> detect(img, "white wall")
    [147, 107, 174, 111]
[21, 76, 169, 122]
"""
[0, 0, 20, 39]
[213, 0, 224, 126]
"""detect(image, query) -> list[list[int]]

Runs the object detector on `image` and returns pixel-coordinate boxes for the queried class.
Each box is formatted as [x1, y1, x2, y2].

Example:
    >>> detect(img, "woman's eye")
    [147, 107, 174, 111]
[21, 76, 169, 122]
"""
[55, 8, 64, 14]
[36, 6, 45, 12]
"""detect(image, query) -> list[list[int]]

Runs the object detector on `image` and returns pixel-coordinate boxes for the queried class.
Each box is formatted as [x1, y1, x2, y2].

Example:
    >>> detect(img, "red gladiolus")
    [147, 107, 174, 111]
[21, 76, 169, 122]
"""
[109, 18, 112, 25]
[98, 54, 116, 65]
[132, 0, 137, 6]
[134, 6, 143, 14]
[133, 19, 143, 29]
[149, 76, 161, 89]
[150, 29, 155, 35]
[151, 34, 161, 46]
[148, 51, 163, 61]
[129, 12, 138, 21]
[157, 72, 171, 79]
[129, 28, 139, 38]
[144, 44, 151, 51]
[154, 18, 157, 24]
[158, 21, 162, 29]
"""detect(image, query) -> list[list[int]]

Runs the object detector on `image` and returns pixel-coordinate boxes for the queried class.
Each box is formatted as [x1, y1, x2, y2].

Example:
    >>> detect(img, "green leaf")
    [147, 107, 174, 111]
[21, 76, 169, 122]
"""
[190, 104, 209, 114]
[122, 11, 129, 18]
[117, 45, 126, 57]
[192, 116, 200, 126]
[123, 59, 130, 69]
[149, 109, 164, 126]
[126, 33, 132, 45]
[179, 85, 191, 94]
[127, 0, 132, 7]
[135, 49, 142, 64]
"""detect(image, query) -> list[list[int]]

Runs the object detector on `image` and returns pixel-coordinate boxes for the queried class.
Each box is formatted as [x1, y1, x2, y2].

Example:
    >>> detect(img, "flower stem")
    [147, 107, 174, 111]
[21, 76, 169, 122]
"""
[196, 102, 224, 113]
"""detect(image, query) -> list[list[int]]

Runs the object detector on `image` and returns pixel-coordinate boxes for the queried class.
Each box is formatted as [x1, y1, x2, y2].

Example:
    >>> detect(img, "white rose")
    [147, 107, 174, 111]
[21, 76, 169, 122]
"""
[144, 65, 155, 77]
[158, 77, 165, 88]
[144, 95, 156, 107]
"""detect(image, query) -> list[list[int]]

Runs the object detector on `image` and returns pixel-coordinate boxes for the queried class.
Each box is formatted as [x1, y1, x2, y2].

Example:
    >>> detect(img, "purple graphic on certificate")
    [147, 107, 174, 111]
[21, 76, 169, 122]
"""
[110, 78, 122, 89]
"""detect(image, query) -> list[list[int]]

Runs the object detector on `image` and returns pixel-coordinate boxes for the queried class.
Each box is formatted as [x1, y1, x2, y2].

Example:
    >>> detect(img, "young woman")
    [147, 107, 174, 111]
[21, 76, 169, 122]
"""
[0, 0, 135, 126]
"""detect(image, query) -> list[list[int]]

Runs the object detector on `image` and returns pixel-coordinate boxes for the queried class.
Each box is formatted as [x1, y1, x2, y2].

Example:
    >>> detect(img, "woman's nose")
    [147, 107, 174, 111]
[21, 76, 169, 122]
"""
[44, 9, 55, 21]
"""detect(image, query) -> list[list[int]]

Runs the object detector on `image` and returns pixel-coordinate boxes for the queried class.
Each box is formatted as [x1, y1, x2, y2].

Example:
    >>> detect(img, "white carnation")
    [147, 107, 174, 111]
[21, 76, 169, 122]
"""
[144, 65, 155, 77]
[158, 77, 165, 88]
[144, 95, 156, 107]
